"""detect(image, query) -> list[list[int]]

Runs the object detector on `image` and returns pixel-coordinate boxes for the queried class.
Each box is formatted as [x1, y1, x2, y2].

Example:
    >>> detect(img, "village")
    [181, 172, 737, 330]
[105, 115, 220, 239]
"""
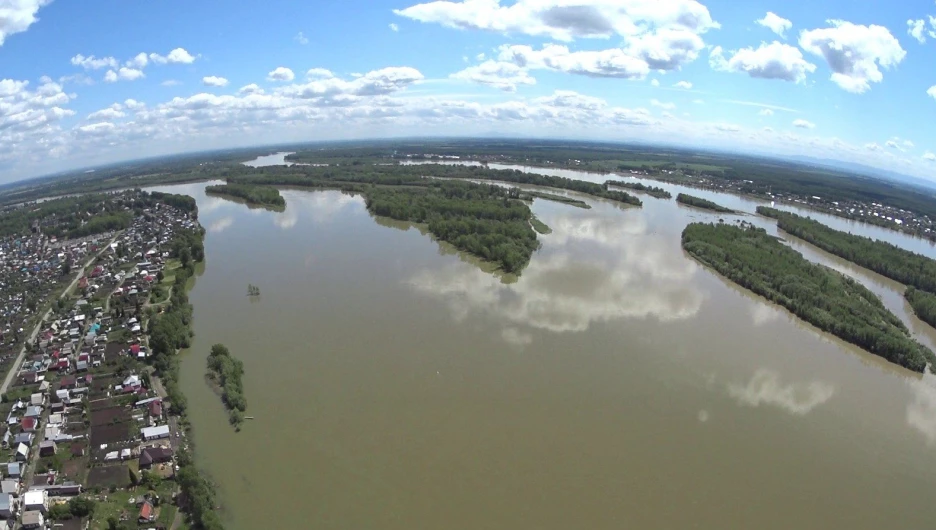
[0, 192, 200, 530]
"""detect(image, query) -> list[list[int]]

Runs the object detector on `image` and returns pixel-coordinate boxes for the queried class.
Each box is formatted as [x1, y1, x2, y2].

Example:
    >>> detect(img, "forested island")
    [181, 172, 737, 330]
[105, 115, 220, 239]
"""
[607, 180, 672, 199]
[365, 181, 539, 273]
[682, 222, 936, 372]
[758, 207, 936, 330]
[206, 343, 248, 429]
[222, 163, 639, 273]
[676, 193, 734, 213]
[205, 183, 286, 209]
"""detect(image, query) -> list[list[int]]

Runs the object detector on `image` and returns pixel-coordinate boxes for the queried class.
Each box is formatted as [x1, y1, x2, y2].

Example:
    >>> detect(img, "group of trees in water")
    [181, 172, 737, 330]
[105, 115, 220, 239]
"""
[205, 183, 285, 208]
[682, 222, 936, 372]
[676, 193, 734, 213]
[366, 181, 539, 273]
[758, 207, 936, 329]
[606, 181, 672, 199]
[207, 343, 247, 428]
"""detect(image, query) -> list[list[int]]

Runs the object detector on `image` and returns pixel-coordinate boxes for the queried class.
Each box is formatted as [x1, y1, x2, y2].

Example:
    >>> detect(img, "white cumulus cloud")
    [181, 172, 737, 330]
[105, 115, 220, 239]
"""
[650, 99, 675, 110]
[450, 60, 535, 91]
[202, 76, 229, 87]
[673, 80, 692, 89]
[295, 32, 309, 45]
[238, 83, 264, 95]
[928, 85, 936, 99]
[396, 0, 718, 73]
[792, 118, 815, 129]
[87, 104, 125, 121]
[103, 67, 145, 83]
[710, 42, 815, 83]
[0, 0, 51, 46]
[759, 108, 773, 116]
[498, 44, 650, 79]
[800, 20, 906, 93]
[389, 23, 399, 32]
[908, 19, 926, 43]
[71, 54, 118, 70]
[149, 48, 196, 65]
[267, 67, 295, 82]
[924, 152, 936, 162]
[756, 12, 792, 38]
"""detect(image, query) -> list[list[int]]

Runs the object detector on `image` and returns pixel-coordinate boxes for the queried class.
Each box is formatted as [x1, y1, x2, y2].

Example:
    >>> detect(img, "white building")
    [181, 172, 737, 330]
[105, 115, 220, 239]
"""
[141, 425, 170, 441]
[22, 490, 47, 514]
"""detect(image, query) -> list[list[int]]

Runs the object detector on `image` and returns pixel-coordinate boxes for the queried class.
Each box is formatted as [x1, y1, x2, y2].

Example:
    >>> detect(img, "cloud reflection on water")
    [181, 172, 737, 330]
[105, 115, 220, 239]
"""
[274, 191, 363, 230]
[406, 208, 704, 340]
[207, 216, 234, 233]
[906, 371, 936, 446]
[728, 369, 836, 416]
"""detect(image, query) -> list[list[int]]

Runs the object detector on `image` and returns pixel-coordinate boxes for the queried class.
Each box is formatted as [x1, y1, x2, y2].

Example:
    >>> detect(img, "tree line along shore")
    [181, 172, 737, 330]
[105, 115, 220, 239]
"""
[758, 207, 936, 331]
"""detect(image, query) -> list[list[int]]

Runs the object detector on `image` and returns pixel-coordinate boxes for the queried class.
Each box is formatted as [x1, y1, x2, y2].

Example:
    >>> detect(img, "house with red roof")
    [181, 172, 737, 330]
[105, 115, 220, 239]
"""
[20, 417, 37, 433]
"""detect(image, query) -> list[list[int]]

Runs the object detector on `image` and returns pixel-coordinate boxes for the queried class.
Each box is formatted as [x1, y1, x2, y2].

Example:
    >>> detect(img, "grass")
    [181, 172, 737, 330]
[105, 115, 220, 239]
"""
[89, 489, 134, 530]
[161, 259, 182, 286]
[531, 215, 552, 235]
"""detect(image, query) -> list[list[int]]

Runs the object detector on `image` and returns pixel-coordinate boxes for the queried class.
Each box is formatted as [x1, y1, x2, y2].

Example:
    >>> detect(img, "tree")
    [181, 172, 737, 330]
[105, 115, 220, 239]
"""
[69, 496, 96, 517]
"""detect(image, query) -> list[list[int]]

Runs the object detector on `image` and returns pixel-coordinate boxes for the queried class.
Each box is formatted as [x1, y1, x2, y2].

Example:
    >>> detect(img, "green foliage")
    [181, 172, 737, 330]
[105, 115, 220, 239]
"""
[69, 496, 96, 517]
[176, 449, 225, 530]
[207, 343, 247, 428]
[606, 180, 672, 199]
[682, 222, 936, 372]
[906, 287, 936, 330]
[49, 502, 73, 520]
[366, 181, 539, 273]
[530, 215, 552, 235]
[676, 193, 734, 213]
[205, 183, 286, 208]
[759, 207, 936, 293]
[67, 211, 132, 238]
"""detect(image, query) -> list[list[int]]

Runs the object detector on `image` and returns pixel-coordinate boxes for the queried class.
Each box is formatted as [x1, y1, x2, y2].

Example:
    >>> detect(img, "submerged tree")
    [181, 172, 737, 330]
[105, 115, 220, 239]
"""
[247, 284, 260, 296]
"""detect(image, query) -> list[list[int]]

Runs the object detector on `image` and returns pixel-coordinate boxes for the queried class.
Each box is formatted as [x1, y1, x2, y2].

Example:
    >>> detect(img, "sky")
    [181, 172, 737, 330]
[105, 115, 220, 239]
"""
[1, 0, 936, 183]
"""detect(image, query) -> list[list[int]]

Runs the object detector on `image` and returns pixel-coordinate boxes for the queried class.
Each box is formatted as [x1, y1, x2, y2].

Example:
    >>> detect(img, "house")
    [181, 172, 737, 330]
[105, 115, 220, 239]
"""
[43, 483, 81, 497]
[138, 501, 155, 523]
[13, 433, 33, 447]
[23, 406, 41, 419]
[20, 417, 37, 433]
[0, 493, 14, 518]
[47, 413, 64, 425]
[14, 443, 28, 462]
[7, 463, 21, 479]
[38, 441, 56, 457]
[59, 376, 76, 389]
[28, 394, 43, 407]
[148, 400, 163, 419]
[22, 490, 47, 514]
[76, 360, 88, 372]
[139, 446, 173, 469]
[0, 479, 19, 497]
[21, 510, 43, 529]
[140, 425, 170, 441]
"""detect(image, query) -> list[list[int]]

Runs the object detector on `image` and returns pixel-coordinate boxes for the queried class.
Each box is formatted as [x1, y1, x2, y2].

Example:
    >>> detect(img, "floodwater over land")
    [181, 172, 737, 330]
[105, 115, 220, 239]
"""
[150, 156, 936, 530]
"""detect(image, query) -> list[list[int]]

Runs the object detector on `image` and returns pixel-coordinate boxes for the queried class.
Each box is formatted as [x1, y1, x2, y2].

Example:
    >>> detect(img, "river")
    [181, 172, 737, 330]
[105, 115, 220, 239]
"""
[147, 154, 936, 530]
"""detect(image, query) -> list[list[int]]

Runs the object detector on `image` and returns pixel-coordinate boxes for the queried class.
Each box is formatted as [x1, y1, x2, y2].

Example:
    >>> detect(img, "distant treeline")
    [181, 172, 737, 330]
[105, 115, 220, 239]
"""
[759, 206, 936, 331]
[676, 193, 734, 213]
[607, 180, 672, 199]
[682, 222, 936, 372]
[206, 343, 247, 428]
[205, 183, 285, 209]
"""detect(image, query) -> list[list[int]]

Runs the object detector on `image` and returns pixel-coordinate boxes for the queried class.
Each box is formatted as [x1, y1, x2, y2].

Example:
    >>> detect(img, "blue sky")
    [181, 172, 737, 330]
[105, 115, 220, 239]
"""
[1, 0, 935, 182]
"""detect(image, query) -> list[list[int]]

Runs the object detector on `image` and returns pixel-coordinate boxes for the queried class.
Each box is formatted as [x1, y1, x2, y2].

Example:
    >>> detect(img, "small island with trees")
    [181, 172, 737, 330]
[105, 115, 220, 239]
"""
[681, 222, 936, 372]
[676, 193, 735, 213]
[758, 206, 936, 330]
[607, 180, 672, 199]
[205, 183, 286, 210]
[206, 343, 248, 429]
